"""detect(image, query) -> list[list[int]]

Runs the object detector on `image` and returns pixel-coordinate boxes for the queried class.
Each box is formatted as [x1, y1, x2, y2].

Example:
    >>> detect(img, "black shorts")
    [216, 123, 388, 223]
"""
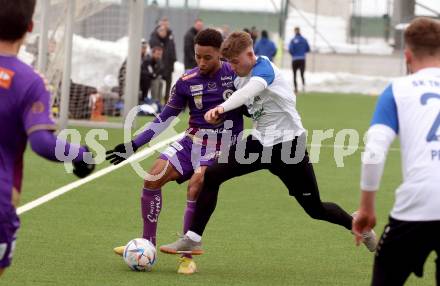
[372, 217, 440, 286]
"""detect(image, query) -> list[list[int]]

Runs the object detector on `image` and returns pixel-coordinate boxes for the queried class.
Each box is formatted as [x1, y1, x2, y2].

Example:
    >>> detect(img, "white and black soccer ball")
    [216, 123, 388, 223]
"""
[123, 238, 157, 271]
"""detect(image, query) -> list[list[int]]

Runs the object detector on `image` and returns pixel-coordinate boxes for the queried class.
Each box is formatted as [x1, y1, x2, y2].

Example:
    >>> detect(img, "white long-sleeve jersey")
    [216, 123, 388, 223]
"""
[361, 67, 440, 221]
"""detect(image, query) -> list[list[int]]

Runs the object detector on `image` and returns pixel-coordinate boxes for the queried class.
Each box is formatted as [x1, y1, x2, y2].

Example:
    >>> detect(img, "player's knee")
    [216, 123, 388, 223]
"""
[143, 173, 166, 189]
[0, 268, 5, 277]
[143, 178, 164, 190]
[143, 163, 169, 189]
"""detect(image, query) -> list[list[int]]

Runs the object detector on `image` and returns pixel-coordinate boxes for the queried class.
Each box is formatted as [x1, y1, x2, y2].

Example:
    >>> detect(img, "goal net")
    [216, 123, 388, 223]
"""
[25, 0, 134, 128]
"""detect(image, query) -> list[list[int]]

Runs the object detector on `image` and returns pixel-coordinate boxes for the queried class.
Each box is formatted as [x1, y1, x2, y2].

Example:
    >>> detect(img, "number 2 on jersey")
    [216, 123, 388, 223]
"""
[421, 93, 440, 142]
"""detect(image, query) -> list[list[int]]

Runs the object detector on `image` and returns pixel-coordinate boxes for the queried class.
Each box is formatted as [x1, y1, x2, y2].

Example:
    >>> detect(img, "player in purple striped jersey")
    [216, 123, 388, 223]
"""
[0, 0, 94, 277]
[106, 28, 244, 274]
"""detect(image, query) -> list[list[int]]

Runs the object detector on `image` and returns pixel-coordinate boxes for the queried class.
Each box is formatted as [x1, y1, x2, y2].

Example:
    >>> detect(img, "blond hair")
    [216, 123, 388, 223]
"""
[220, 31, 253, 59]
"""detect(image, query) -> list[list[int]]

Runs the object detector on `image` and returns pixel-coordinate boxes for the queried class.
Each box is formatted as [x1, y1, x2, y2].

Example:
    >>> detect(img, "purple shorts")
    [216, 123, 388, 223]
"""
[0, 206, 20, 268]
[159, 136, 220, 184]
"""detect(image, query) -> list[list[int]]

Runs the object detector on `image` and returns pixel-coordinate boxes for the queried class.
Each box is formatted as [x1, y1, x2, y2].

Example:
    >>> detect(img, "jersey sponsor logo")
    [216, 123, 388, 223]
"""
[194, 95, 203, 109]
[182, 72, 197, 81]
[222, 81, 234, 88]
[0, 67, 14, 89]
[221, 76, 233, 81]
[190, 84, 203, 92]
[31, 101, 45, 114]
[207, 82, 217, 91]
[252, 107, 265, 121]
[191, 91, 203, 97]
[223, 89, 234, 101]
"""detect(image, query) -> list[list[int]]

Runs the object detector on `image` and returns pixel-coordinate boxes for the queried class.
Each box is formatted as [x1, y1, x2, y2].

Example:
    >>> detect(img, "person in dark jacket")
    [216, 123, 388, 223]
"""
[254, 30, 277, 61]
[288, 27, 310, 93]
[118, 39, 149, 99]
[184, 19, 204, 70]
[140, 45, 164, 104]
[149, 23, 176, 103]
[250, 26, 258, 45]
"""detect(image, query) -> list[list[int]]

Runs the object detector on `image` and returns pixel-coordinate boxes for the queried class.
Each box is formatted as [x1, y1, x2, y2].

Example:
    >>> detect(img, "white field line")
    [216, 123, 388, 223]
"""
[315, 144, 400, 152]
[17, 136, 400, 215]
[17, 132, 185, 215]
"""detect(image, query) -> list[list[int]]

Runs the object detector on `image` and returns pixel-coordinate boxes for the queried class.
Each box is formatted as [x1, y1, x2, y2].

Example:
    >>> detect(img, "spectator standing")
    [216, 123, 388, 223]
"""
[184, 19, 204, 70]
[254, 30, 277, 61]
[141, 45, 164, 107]
[288, 27, 310, 93]
[149, 20, 176, 103]
[118, 39, 149, 100]
[250, 26, 258, 45]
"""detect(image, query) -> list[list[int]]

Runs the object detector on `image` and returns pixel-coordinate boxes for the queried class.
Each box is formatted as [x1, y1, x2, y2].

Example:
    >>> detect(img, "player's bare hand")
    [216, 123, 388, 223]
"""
[352, 209, 376, 246]
[204, 106, 224, 124]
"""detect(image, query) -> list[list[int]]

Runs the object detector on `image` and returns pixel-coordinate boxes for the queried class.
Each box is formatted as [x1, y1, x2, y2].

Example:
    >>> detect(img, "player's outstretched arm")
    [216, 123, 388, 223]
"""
[204, 79, 265, 124]
[28, 130, 95, 178]
[106, 105, 181, 165]
[219, 79, 266, 113]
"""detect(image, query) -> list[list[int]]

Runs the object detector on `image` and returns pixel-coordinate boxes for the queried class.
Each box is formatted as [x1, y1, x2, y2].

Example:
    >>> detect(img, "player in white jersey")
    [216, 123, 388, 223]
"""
[159, 31, 376, 258]
[353, 17, 440, 285]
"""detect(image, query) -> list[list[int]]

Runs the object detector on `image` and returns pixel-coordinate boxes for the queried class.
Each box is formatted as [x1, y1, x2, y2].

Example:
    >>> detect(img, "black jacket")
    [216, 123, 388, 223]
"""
[149, 29, 176, 78]
[141, 55, 163, 80]
[184, 27, 198, 70]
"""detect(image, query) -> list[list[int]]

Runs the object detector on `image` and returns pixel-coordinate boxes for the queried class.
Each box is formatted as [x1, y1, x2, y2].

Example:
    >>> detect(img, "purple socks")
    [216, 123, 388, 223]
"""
[182, 200, 197, 259]
[141, 188, 162, 246]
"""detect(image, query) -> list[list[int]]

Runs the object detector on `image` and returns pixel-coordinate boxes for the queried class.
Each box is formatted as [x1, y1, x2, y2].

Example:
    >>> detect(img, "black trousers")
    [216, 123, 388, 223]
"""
[140, 77, 151, 103]
[163, 74, 172, 104]
[292, 59, 306, 92]
[372, 217, 440, 286]
[189, 135, 353, 236]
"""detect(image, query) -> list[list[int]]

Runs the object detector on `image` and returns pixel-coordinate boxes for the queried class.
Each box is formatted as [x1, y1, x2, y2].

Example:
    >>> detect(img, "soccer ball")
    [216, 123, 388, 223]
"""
[123, 238, 157, 271]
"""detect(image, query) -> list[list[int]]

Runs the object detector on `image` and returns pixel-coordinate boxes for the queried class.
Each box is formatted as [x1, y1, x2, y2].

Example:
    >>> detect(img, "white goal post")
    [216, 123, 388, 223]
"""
[31, 0, 144, 130]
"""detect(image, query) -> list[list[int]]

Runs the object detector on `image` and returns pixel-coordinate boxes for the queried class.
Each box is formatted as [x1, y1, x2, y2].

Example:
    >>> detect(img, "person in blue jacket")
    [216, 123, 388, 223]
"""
[254, 30, 277, 61]
[289, 27, 310, 93]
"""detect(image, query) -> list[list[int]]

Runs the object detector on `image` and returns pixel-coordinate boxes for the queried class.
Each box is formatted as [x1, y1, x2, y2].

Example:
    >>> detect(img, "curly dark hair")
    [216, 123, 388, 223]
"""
[194, 28, 223, 49]
[0, 0, 36, 41]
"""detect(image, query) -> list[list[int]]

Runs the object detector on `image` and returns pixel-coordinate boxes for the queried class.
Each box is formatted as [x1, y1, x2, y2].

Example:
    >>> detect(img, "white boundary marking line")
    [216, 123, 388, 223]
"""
[17, 133, 185, 216]
[17, 134, 400, 215]
[316, 144, 400, 152]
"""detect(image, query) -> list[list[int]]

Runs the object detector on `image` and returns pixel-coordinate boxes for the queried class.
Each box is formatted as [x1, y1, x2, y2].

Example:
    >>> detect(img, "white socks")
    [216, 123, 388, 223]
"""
[186, 231, 202, 242]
